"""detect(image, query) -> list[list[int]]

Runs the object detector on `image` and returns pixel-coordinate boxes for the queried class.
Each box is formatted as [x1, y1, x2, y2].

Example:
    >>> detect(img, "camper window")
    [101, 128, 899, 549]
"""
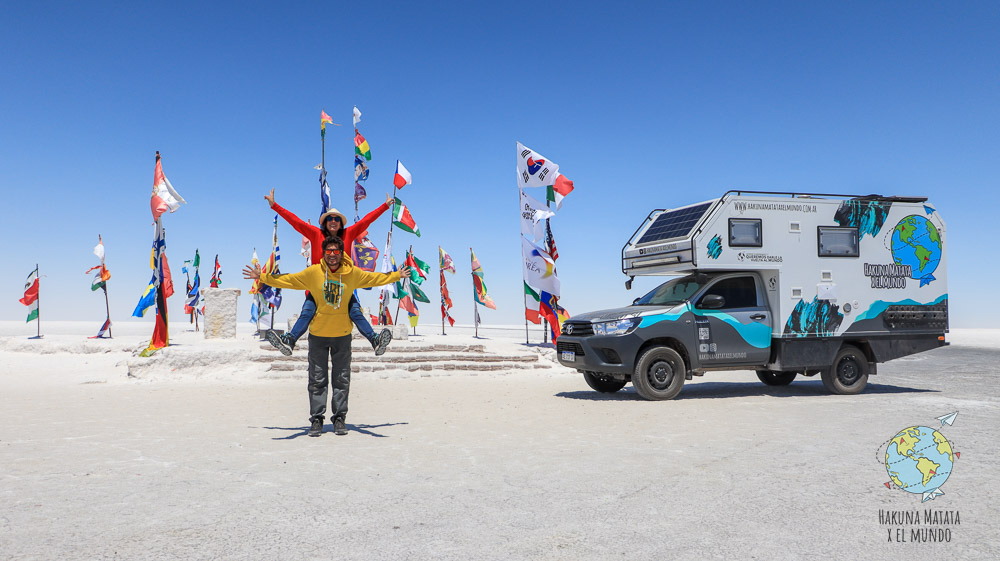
[729, 218, 762, 247]
[698, 276, 759, 309]
[818, 226, 860, 257]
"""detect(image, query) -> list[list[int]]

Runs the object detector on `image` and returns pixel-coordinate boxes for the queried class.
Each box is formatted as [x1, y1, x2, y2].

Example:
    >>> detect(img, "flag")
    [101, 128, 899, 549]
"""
[88, 319, 112, 339]
[470, 249, 497, 310]
[546, 173, 575, 210]
[516, 142, 559, 189]
[379, 241, 396, 294]
[354, 156, 369, 182]
[400, 293, 418, 316]
[301, 228, 311, 260]
[519, 188, 555, 241]
[353, 106, 362, 127]
[354, 129, 371, 160]
[93, 237, 106, 263]
[393, 160, 412, 188]
[20, 267, 39, 322]
[555, 301, 570, 325]
[185, 270, 200, 314]
[352, 237, 380, 272]
[257, 218, 283, 308]
[394, 279, 408, 300]
[546, 220, 559, 261]
[441, 270, 455, 327]
[354, 182, 367, 204]
[321, 109, 334, 138]
[410, 282, 430, 303]
[150, 152, 186, 219]
[393, 197, 421, 237]
[405, 251, 430, 283]
[133, 276, 156, 317]
[524, 282, 541, 324]
[539, 291, 563, 341]
[146, 218, 171, 352]
[439, 246, 456, 274]
[210, 255, 222, 287]
[193, 250, 200, 268]
[85, 264, 111, 291]
[521, 237, 560, 296]
[319, 168, 331, 214]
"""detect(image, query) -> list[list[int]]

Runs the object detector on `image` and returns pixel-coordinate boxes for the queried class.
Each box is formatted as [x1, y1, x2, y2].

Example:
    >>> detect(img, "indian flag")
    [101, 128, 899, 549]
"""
[524, 282, 541, 324]
[393, 197, 421, 237]
[19, 267, 39, 322]
[355, 130, 372, 161]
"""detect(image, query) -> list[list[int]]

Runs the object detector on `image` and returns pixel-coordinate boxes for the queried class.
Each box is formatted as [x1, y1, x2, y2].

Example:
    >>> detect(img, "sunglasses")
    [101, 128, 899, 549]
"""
[324, 248, 343, 256]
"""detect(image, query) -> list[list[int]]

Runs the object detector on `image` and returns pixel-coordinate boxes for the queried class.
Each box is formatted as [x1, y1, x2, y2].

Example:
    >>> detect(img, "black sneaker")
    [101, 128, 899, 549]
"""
[266, 330, 293, 356]
[308, 418, 323, 437]
[372, 328, 392, 356]
[333, 418, 348, 435]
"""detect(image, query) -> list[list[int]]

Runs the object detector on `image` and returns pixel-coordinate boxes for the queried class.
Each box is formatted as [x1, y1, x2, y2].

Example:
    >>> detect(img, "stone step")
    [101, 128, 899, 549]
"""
[266, 360, 552, 374]
[254, 352, 538, 364]
[258, 342, 485, 354]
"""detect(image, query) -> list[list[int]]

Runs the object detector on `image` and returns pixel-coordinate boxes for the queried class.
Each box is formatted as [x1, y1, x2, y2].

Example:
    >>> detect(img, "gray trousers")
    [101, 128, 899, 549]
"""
[306, 334, 352, 422]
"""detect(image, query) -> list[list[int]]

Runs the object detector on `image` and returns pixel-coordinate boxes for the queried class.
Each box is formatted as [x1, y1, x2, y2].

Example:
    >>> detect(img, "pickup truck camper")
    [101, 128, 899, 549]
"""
[557, 191, 948, 400]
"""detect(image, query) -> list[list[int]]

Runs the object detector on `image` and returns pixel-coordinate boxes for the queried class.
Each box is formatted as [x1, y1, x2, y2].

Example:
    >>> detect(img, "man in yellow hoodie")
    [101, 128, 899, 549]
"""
[243, 236, 411, 437]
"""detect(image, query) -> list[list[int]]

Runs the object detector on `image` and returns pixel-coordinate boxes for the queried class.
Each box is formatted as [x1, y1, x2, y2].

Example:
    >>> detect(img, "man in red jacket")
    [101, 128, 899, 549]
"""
[264, 188, 393, 356]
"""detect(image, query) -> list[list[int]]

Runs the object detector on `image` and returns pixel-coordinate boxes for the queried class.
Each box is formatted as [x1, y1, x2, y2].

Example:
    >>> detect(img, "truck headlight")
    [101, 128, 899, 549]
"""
[593, 317, 639, 336]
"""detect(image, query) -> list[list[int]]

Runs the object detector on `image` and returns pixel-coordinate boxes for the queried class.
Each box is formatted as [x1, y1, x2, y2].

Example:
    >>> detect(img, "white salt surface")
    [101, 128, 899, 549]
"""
[1, 321, 998, 559]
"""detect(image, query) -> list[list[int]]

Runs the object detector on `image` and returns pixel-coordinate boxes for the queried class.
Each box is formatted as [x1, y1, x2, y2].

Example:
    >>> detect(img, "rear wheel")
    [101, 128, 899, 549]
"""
[756, 370, 797, 386]
[821, 345, 870, 395]
[582, 371, 627, 393]
[632, 346, 686, 401]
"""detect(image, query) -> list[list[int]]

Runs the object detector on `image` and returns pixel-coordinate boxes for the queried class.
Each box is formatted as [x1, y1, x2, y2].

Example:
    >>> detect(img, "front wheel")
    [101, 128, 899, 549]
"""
[821, 345, 870, 395]
[756, 370, 797, 386]
[582, 371, 627, 393]
[632, 346, 686, 400]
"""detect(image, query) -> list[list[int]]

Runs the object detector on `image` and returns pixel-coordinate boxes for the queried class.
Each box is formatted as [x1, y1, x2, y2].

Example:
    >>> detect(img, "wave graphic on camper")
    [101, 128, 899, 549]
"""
[707, 235, 722, 259]
[835, 199, 892, 239]
[784, 297, 844, 337]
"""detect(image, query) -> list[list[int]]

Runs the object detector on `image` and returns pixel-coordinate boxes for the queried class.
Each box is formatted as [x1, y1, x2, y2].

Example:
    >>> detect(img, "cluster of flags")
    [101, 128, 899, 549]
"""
[440, 247, 456, 327]
[516, 142, 574, 340]
[249, 215, 283, 326]
[183, 250, 202, 319]
[84, 236, 112, 337]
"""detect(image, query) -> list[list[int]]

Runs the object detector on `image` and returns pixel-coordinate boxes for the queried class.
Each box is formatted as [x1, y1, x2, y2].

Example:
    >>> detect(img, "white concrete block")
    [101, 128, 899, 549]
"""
[201, 288, 241, 339]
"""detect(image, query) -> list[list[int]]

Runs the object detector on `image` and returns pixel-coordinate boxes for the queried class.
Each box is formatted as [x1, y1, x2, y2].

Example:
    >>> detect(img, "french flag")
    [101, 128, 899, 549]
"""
[393, 160, 412, 189]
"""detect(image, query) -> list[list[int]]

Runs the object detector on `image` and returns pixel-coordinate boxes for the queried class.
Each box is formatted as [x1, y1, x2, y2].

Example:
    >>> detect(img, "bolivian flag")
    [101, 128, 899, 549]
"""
[354, 129, 371, 161]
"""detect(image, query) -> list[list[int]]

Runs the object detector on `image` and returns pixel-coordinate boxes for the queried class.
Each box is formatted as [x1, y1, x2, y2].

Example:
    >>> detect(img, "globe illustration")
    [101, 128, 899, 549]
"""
[890, 215, 942, 280]
[884, 426, 954, 494]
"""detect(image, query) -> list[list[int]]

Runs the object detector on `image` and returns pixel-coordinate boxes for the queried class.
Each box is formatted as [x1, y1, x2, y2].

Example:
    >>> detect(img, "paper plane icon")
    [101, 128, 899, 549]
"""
[936, 411, 958, 427]
[921, 488, 945, 502]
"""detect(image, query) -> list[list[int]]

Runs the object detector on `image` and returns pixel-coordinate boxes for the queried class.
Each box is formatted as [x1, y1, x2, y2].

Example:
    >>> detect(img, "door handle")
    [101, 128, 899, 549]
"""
[750, 314, 767, 321]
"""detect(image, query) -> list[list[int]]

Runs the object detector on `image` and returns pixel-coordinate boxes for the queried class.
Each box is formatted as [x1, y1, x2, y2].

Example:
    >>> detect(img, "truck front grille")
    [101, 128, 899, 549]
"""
[561, 322, 593, 337]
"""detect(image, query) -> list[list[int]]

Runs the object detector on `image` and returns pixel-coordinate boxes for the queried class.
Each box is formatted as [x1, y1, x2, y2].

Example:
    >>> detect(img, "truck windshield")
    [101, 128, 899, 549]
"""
[635, 275, 705, 306]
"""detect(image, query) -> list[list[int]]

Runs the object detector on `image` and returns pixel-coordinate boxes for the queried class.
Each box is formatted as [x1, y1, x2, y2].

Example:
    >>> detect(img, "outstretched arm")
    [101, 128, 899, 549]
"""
[353, 265, 410, 290]
[344, 195, 392, 241]
[243, 262, 313, 291]
[267, 189, 320, 240]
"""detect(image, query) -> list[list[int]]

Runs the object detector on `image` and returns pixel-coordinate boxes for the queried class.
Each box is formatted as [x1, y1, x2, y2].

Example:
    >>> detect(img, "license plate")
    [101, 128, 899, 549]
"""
[561, 351, 575, 362]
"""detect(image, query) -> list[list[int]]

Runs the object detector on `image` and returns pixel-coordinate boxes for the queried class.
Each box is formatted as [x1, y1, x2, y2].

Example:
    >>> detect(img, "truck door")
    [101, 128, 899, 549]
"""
[693, 274, 772, 367]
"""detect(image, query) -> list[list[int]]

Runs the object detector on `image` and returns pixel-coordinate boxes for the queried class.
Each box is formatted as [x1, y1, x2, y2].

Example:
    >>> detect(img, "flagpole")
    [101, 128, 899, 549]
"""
[440, 248, 445, 336]
[36, 263, 41, 339]
[99, 235, 112, 338]
[471, 249, 478, 338]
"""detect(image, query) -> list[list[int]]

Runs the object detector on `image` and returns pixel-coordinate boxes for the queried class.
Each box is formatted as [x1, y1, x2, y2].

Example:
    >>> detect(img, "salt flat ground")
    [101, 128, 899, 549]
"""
[0, 322, 998, 560]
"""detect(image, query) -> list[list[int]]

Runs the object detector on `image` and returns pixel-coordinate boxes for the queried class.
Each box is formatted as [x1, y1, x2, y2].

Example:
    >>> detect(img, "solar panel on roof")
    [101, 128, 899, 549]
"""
[636, 202, 713, 245]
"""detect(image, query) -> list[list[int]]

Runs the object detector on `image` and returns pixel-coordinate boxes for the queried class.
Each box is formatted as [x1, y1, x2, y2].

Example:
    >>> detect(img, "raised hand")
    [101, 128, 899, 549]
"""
[242, 263, 262, 280]
[265, 188, 276, 208]
[386, 192, 394, 207]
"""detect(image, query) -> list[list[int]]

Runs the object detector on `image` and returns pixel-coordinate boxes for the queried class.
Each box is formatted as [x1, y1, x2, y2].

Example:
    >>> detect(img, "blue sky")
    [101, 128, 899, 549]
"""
[2, 2, 998, 331]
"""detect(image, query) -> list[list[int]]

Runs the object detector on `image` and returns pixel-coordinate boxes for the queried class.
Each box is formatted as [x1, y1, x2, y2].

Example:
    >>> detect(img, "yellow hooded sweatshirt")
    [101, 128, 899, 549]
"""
[260, 258, 400, 338]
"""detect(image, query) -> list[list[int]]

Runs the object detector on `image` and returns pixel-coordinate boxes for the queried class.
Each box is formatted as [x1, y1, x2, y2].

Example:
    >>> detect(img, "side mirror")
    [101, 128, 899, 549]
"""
[625, 276, 634, 290]
[700, 294, 725, 309]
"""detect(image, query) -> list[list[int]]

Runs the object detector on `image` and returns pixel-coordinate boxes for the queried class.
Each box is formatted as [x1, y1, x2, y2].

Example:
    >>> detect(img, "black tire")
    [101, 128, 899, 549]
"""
[582, 371, 627, 393]
[632, 346, 686, 401]
[821, 345, 870, 395]
[756, 370, 797, 386]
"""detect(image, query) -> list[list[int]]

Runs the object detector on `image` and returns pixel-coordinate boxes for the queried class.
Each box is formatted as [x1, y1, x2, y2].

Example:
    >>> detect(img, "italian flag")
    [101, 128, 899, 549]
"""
[393, 197, 421, 237]
[354, 129, 372, 160]
[19, 267, 39, 322]
[546, 173, 575, 210]
[524, 282, 541, 324]
[393, 160, 412, 188]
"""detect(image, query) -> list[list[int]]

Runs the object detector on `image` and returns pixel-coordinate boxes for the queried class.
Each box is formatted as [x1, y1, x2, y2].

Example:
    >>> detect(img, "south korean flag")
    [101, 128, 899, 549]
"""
[516, 141, 560, 189]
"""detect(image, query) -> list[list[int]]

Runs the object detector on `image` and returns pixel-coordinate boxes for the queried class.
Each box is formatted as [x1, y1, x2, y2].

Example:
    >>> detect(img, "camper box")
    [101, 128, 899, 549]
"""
[558, 190, 947, 400]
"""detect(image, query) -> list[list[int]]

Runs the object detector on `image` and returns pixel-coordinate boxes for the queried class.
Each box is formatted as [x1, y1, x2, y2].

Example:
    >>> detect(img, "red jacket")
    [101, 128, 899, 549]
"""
[272, 202, 390, 265]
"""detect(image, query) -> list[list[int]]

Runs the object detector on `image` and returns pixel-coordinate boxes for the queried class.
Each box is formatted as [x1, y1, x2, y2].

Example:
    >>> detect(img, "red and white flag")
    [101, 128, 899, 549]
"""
[393, 160, 412, 189]
[151, 152, 186, 219]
